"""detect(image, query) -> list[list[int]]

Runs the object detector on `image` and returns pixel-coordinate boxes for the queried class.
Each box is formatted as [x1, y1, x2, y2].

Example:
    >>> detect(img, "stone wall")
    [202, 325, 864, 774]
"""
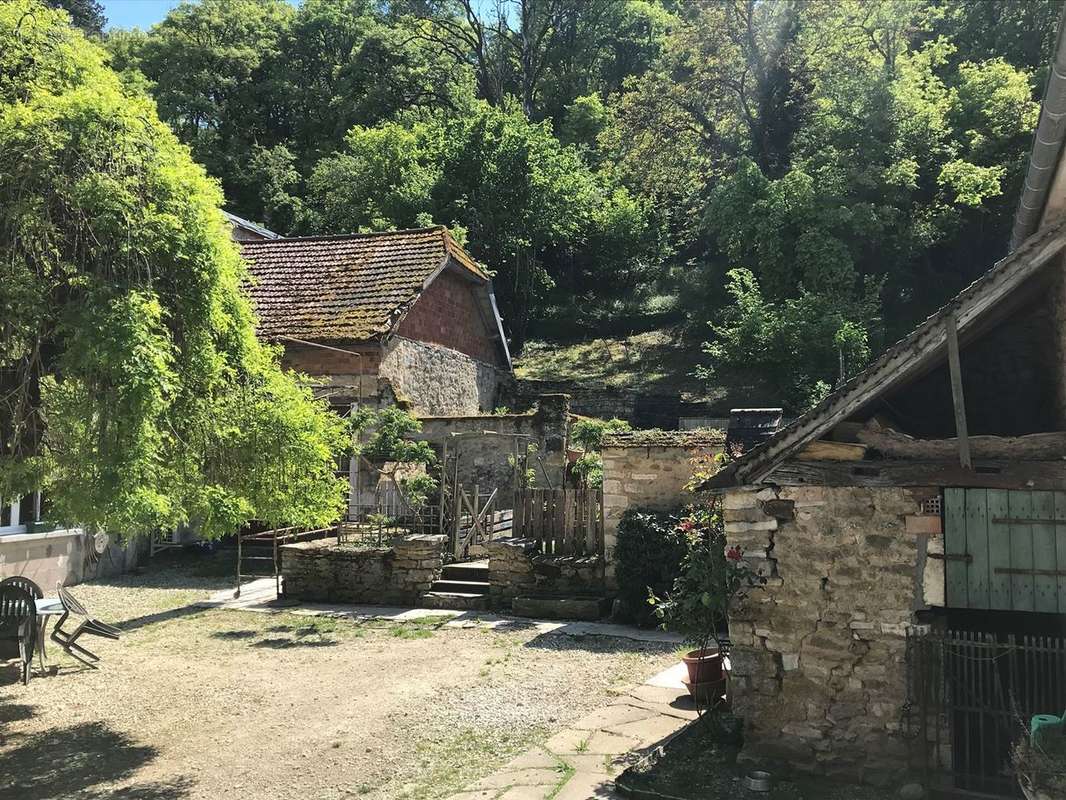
[722, 485, 940, 785]
[601, 431, 724, 563]
[418, 394, 571, 507]
[503, 378, 683, 429]
[380, 336, 504, 416]
[281, 534, 447, 605]
[486, 537, 606, 609]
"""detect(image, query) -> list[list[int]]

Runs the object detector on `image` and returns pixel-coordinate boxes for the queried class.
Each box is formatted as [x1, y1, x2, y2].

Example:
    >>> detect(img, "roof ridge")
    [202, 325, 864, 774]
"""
[240, 226, 447, 245]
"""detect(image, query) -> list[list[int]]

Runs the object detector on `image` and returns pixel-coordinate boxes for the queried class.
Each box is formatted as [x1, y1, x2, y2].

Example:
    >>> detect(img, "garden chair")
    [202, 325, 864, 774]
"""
[0, 585, 37, 684]
[51, 584, 121, 669]
[0, 576, 43, 600]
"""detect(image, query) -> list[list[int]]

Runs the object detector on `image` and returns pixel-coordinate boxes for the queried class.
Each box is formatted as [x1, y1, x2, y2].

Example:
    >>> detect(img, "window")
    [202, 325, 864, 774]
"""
[0, 492, 43, 535]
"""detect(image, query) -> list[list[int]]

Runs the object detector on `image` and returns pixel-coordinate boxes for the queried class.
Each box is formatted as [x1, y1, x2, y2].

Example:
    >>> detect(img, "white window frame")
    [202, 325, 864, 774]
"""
[0, 492, 42, 536]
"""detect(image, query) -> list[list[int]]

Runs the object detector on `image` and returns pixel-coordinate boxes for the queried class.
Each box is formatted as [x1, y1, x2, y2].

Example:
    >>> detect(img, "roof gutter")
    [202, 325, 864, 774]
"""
[1011, 10, 1066, 251]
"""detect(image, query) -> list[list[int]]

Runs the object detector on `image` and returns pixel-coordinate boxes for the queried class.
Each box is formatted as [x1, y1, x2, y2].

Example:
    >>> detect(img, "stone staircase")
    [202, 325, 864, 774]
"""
[420, 560, 490, 611]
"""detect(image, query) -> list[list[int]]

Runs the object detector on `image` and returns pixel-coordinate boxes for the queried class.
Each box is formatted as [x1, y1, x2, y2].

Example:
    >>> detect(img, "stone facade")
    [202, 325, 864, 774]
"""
[485, 537, 606, 609]
[418, 394, 571, 507]
[380, 336, 503, 416]
[723, 485, 941, 785]
[601, 431, 724, 563]
[281, 534, 447, 605]
[503, 378, 683, 429]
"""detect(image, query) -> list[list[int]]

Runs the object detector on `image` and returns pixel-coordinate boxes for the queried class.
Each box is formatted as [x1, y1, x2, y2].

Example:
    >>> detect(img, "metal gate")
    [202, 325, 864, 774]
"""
[906, 627, 1066, 797]
[944, 488, 1066, 612]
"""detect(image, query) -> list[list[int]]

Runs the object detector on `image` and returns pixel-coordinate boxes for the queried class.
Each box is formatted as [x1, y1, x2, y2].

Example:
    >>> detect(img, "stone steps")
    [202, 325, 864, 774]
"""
[431, 579, 491, 594]
[512, 594, 611, 621]
[420, 591, 489, 611]
[440, 560, 489, 583]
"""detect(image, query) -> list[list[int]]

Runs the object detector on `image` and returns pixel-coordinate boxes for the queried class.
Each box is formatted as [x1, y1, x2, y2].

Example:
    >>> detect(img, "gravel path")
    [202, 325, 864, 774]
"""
[0, 554, 678, 800]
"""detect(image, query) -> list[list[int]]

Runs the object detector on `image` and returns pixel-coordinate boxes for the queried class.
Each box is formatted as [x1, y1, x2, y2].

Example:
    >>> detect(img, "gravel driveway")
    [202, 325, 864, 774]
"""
[0, 554, 678, 800]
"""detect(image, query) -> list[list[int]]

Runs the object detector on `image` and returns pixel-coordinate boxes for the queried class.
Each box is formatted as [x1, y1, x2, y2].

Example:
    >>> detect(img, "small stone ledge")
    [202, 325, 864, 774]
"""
[282, 534, 446, 606]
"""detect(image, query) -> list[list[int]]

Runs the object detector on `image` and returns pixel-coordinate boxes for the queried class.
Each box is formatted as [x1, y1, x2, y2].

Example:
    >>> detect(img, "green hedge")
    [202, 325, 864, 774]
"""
[614, 508, 688, 627]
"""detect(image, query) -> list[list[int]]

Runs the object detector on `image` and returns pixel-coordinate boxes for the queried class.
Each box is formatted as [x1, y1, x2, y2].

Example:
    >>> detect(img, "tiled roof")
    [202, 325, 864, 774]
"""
[241, 226, 488, 342]
[601, 429, 726, 449]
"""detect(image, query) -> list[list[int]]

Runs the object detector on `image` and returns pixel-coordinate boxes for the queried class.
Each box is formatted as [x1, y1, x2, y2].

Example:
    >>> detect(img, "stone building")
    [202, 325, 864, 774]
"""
[241, 226, 512, 416]
[704, 198, 1066, 787]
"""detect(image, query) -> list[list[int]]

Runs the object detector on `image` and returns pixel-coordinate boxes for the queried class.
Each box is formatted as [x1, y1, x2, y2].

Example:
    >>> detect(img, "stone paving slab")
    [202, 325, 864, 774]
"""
[443, 663, 694, 800]
[199, 581, 683, 645]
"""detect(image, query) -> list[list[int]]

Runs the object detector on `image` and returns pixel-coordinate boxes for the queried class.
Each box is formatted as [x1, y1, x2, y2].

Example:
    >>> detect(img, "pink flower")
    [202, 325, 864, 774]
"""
[726, 546, 743, 561]
[677, 519, 696, 532]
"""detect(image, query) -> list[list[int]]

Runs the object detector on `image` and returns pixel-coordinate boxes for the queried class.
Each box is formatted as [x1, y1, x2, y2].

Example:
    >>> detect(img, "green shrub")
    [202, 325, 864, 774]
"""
[614, 508, 688, 627]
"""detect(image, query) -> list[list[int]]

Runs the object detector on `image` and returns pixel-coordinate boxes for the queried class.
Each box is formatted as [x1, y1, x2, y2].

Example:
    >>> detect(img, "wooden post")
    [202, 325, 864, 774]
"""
[945, 312, 972, 469]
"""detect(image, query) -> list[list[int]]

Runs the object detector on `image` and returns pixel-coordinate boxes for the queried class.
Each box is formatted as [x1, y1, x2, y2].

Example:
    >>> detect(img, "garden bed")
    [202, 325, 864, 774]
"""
[617, 715, 896, 800]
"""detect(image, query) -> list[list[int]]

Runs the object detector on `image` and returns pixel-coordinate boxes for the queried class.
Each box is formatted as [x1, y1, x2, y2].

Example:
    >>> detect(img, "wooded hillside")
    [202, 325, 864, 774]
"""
[94, 0, 1061, 411]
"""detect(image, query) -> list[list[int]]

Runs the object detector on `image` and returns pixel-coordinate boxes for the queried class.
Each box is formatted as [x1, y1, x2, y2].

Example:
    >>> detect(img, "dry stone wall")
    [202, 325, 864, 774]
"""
[486, 537, 606, 609]
[380, 336, 503, 415]
[281, 534, 446, 605]
[723, 485, 936, 785]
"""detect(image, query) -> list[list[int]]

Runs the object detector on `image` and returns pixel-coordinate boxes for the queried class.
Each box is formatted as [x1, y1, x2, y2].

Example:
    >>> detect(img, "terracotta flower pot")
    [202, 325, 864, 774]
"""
[682, 676, 727, 705]
[682, 648, 723, 684]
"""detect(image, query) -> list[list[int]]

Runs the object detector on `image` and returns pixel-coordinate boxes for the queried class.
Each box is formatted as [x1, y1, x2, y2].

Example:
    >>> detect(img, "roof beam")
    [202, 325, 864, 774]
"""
[735, 222, 1066, 486]
[944, 312, 971, 469]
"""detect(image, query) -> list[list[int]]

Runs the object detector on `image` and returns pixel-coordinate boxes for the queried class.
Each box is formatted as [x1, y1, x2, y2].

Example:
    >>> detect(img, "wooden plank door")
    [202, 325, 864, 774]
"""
[944, 488, 1066, 613]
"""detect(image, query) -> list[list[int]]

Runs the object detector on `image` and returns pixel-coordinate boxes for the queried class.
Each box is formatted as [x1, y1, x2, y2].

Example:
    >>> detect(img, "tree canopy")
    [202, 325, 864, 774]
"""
[0, 1, 347, 538]
[104, 0, 1062, 410]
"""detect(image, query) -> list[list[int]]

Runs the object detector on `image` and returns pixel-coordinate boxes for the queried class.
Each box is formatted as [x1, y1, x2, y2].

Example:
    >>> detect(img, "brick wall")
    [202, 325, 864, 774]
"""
[723, 485, 941, 785]
[397, 269, 503, 365]
[281, 534, 447, 605]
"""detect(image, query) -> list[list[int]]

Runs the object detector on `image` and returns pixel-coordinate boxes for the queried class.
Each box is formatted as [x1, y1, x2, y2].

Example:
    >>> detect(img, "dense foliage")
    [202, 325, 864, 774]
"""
[569, 416, 632, 487]
[0, 2, 348, 538]
[105, 0, 1062, 408]
[614, 508, 689, 627]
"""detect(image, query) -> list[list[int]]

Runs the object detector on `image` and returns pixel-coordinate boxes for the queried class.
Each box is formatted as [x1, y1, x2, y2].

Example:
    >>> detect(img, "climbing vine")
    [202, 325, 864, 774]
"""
[0, 2, 347, 538]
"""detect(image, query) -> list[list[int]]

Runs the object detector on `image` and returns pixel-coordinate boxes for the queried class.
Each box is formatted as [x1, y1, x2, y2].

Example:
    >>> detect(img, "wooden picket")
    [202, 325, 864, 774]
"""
[512, 487, 603, 556]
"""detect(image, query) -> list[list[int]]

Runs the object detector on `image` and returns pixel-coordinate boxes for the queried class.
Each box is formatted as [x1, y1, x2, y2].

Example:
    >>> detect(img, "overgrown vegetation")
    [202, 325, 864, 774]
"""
[351, 406, 439, 511]
[0, 2, 347, 539]
[614, 509, 689, 627]
[570, 417, 632, 488]
[98, 0, 1060, 410]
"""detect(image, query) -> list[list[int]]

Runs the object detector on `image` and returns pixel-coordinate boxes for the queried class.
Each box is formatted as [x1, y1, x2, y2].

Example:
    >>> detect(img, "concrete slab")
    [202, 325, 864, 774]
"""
[644, 661, 688, 689]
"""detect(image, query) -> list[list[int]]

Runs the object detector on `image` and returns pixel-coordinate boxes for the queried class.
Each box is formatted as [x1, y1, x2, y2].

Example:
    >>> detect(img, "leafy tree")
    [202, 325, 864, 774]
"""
[0, 1, 347, 539]
[46, 0, 105, 35]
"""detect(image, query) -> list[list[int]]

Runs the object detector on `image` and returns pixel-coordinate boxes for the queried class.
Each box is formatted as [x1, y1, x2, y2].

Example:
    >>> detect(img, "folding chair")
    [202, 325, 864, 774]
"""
[0, 585, 36, 684]
[51, 584, 121, 669]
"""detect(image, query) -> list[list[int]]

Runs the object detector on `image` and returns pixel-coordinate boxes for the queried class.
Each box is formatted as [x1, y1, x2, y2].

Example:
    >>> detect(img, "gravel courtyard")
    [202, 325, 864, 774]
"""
[0, 554, 678, 800]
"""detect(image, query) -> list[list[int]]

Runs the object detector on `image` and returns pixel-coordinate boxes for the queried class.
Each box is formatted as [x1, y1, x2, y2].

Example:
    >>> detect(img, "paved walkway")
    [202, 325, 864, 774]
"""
[446, 662, 695, 800]
[198, 578, 683, 645]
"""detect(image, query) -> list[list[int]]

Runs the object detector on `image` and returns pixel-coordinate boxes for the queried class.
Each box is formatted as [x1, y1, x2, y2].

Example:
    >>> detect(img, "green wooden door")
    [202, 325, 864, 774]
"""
[943, 488, 1066, 612]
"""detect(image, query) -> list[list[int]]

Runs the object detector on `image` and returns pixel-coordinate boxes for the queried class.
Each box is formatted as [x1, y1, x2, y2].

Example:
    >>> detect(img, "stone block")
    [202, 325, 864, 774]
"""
[724, 491, 757, 510]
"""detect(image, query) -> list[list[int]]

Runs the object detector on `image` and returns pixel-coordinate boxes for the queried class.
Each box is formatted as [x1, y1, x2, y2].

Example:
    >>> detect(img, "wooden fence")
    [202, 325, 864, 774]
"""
[512, 487, 604, 557]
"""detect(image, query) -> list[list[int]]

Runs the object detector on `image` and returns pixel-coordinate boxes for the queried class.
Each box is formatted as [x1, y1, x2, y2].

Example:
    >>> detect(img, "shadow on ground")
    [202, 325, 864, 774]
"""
[0, 720, 194, 799]
[522, 628, 677, 655]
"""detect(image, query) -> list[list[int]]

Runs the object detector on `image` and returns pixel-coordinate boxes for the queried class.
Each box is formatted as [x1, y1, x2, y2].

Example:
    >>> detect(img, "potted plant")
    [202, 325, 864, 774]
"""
[650, 505, 764, 705]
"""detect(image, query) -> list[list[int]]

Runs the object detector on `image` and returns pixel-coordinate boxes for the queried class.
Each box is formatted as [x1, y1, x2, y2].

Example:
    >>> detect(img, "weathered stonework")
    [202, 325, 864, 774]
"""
[418, 395, 571, 507]
[380, 336, 503, 416]
[281, 534, 447, 605]
[486, 537, 606, 610]
[723, 485, 938, 785]
[601, 431, 724, 564]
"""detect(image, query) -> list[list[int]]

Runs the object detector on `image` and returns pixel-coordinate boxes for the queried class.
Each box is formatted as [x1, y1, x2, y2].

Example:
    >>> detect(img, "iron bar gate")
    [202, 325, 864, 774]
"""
[906, 627, 1066, 798]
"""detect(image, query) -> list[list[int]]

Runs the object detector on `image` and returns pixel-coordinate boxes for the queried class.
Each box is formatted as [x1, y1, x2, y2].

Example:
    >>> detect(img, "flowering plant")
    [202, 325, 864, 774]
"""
[649, 503, 765, 655]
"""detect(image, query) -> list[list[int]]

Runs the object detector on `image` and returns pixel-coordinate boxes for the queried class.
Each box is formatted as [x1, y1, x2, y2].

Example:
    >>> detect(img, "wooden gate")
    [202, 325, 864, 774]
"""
[449, 485, 513, 560]
[944, 488, 1066, 612]
[512, 487, 603, 557]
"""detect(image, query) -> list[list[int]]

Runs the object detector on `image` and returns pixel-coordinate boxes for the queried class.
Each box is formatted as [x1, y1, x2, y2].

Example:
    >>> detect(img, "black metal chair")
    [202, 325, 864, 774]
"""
[51, 585, 121, 669]
[0, 585, 36, 684]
